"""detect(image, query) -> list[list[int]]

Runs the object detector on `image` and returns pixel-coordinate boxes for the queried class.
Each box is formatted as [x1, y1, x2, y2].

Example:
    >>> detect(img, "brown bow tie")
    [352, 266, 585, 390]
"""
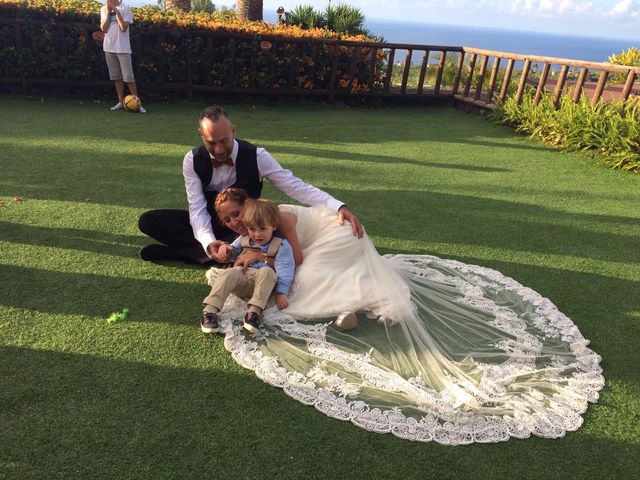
[212, 157, 234, 168]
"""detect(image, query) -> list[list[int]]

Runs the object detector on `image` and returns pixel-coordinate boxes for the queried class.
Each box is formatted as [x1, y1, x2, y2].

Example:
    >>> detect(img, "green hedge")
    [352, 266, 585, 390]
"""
[0, 0, 386, 94]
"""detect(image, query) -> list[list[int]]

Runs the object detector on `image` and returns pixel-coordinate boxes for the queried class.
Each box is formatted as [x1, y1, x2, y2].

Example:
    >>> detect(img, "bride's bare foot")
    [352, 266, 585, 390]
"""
[335, 312, 358, 331]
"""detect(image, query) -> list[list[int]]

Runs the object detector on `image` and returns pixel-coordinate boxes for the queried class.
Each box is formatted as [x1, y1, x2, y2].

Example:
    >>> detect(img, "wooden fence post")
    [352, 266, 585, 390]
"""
[463, 54, 477, 97]
[368, 46, 378, 92]
[347, 46, 359, 93]
[499, 59, 515, 102]
[486, 57, 501, 103]
[534, 63, 550, 105]
[328, 42, 339, 101]
[591, 70, 608, 106]
[515, 58, 531, 105]
[383, 48, 395, 93]
[551, 64, 569, 108]
[473, 54, 488, 101]
[401, 49, 413, 94]
[621, 70, 637, 100]
[452, 51, 465, 95]
[434, 50, 446, 95]
[572, 67, 588, 103]
[417, 49, 430, 95]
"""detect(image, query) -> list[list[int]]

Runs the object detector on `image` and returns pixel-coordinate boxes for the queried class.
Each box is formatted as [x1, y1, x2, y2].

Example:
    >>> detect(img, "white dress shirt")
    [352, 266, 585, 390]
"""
[182, 139, 345, 252]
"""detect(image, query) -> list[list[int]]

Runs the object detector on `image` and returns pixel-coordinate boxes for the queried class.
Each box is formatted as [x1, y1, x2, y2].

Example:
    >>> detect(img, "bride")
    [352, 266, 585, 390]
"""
[208, 188, 604, 445]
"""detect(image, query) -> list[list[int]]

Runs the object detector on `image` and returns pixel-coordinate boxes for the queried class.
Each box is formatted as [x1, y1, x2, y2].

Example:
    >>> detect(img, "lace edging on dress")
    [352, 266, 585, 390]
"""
[208, 254, 604, 445]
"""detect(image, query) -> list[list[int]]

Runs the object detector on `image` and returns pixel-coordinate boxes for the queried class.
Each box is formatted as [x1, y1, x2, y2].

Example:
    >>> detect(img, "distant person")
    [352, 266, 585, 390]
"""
[100, 0, 146, 113]
[137, 105, 363, 264]
[200, 198, 295, 334]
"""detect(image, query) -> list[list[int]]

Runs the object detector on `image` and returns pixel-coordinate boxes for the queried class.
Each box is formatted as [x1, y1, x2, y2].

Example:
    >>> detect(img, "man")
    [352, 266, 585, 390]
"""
[138, 106, 363, 264]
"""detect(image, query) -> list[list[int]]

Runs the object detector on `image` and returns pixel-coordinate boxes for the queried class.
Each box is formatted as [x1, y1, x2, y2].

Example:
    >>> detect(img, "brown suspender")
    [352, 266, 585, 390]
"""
[265, 237, 282, 258]
[240, 236, 282, 259]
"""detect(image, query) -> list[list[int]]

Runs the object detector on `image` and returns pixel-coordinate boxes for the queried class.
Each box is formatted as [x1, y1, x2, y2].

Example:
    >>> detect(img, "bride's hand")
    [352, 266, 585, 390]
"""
[338, 205, 364, 239]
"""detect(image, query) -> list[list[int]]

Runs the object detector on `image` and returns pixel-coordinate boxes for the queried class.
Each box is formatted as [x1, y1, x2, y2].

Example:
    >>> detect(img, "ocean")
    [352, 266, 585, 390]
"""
[363, 19, 638, 64]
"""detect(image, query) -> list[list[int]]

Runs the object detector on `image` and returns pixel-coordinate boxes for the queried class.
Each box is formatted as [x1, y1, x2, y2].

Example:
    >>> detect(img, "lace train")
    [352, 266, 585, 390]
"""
[207, 253, 604, 445]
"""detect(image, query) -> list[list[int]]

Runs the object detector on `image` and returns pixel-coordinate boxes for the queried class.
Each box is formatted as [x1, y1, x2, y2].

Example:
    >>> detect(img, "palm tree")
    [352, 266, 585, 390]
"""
[236, 0, 263, 21]
[163, 0, 191, 11]
[191, 0, 216, 13]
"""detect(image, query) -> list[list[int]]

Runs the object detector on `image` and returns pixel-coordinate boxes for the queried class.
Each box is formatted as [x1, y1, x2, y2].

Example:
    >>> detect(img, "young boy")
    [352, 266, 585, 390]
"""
[100, 0, 146, 112]
[201, 199, 295, 334]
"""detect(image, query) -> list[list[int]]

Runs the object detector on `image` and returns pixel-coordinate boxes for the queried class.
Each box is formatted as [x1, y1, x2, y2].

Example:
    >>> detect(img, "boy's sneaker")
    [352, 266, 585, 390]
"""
[243, 312, 262, 334]
[110, 102, 124, 111]
[200, 311, 220, 333]
[138, 105, 147, 113]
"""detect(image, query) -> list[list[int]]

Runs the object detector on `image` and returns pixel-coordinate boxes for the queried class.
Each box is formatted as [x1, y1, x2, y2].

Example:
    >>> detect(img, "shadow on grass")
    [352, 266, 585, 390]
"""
[335, 188, 640, 266]
[0, 149, 185, 210]
[262, 144, 513, 172]
[0, 221, 142, 259]
[1, 345, 638, 480]
[0, 264, 206, 322]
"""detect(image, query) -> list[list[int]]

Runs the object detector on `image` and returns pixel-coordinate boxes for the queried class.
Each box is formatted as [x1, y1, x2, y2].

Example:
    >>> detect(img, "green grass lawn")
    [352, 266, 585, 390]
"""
[1, 94, 639, 480]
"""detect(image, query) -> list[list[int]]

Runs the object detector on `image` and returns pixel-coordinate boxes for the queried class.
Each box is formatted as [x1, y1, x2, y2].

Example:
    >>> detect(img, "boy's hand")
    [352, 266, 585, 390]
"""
[217, 243, 232, 262]
[235, 251, 274, 270]
[207, 241, 231, 263]
[276, 293, 288, 310]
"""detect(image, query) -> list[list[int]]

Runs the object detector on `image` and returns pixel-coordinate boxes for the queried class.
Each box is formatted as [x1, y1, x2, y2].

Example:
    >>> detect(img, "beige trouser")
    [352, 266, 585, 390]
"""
[203, 266, 277, 314]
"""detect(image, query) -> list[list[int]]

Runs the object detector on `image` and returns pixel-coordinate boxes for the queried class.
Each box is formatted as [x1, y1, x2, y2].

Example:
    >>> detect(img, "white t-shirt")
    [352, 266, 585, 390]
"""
[101, 4, 133, 54]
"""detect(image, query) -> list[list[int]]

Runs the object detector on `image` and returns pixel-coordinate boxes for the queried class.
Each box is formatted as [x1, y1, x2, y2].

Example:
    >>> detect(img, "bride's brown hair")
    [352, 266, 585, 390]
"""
[214, 187, 249, 215]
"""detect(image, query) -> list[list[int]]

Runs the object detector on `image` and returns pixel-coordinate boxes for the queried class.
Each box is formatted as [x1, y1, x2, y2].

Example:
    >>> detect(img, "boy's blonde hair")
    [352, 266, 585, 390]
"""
[242, 198, 280, 229]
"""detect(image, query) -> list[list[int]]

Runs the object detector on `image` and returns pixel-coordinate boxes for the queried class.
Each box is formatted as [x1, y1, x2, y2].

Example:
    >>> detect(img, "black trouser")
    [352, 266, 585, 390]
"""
[138, 209, 237, 264]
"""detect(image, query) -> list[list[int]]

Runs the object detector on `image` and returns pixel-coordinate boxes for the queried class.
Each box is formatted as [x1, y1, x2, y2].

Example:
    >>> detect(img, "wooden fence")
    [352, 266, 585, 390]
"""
[456, 47, 640, 110]
[2, 15, 639, 109]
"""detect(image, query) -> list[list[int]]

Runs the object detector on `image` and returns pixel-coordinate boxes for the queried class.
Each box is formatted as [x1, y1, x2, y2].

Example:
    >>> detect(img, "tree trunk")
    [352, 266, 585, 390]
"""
[165, 0, 191, 12]
[236, 0, 263, 21]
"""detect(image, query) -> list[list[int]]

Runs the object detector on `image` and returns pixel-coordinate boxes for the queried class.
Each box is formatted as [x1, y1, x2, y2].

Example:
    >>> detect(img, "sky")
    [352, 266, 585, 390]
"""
[267, 0, 639, 39]
[132, 0, 640, 40]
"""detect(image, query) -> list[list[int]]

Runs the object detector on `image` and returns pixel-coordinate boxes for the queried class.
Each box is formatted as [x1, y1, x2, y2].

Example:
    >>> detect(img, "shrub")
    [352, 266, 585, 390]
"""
[1, 0, 386, 95]
[287, 2, 370, 37]
[287, 4, 323, 29]
[607, 46, 640, 84]
[493, 91, 640, 173]
[190, 0, 215, 14]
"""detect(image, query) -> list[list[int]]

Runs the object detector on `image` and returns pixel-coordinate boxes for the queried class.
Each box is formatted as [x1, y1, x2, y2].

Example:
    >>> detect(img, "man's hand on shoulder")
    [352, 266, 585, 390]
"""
[338, 205, 364, 238]
[207, 241, 232, 263]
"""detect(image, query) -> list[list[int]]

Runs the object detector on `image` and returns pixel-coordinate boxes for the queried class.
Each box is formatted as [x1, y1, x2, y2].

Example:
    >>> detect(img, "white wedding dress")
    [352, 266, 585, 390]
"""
[206, 205, 604, 444]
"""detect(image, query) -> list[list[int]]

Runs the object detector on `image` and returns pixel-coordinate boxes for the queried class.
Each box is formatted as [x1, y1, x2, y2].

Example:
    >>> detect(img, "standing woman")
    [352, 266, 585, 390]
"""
[100, 0, 146, 113]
